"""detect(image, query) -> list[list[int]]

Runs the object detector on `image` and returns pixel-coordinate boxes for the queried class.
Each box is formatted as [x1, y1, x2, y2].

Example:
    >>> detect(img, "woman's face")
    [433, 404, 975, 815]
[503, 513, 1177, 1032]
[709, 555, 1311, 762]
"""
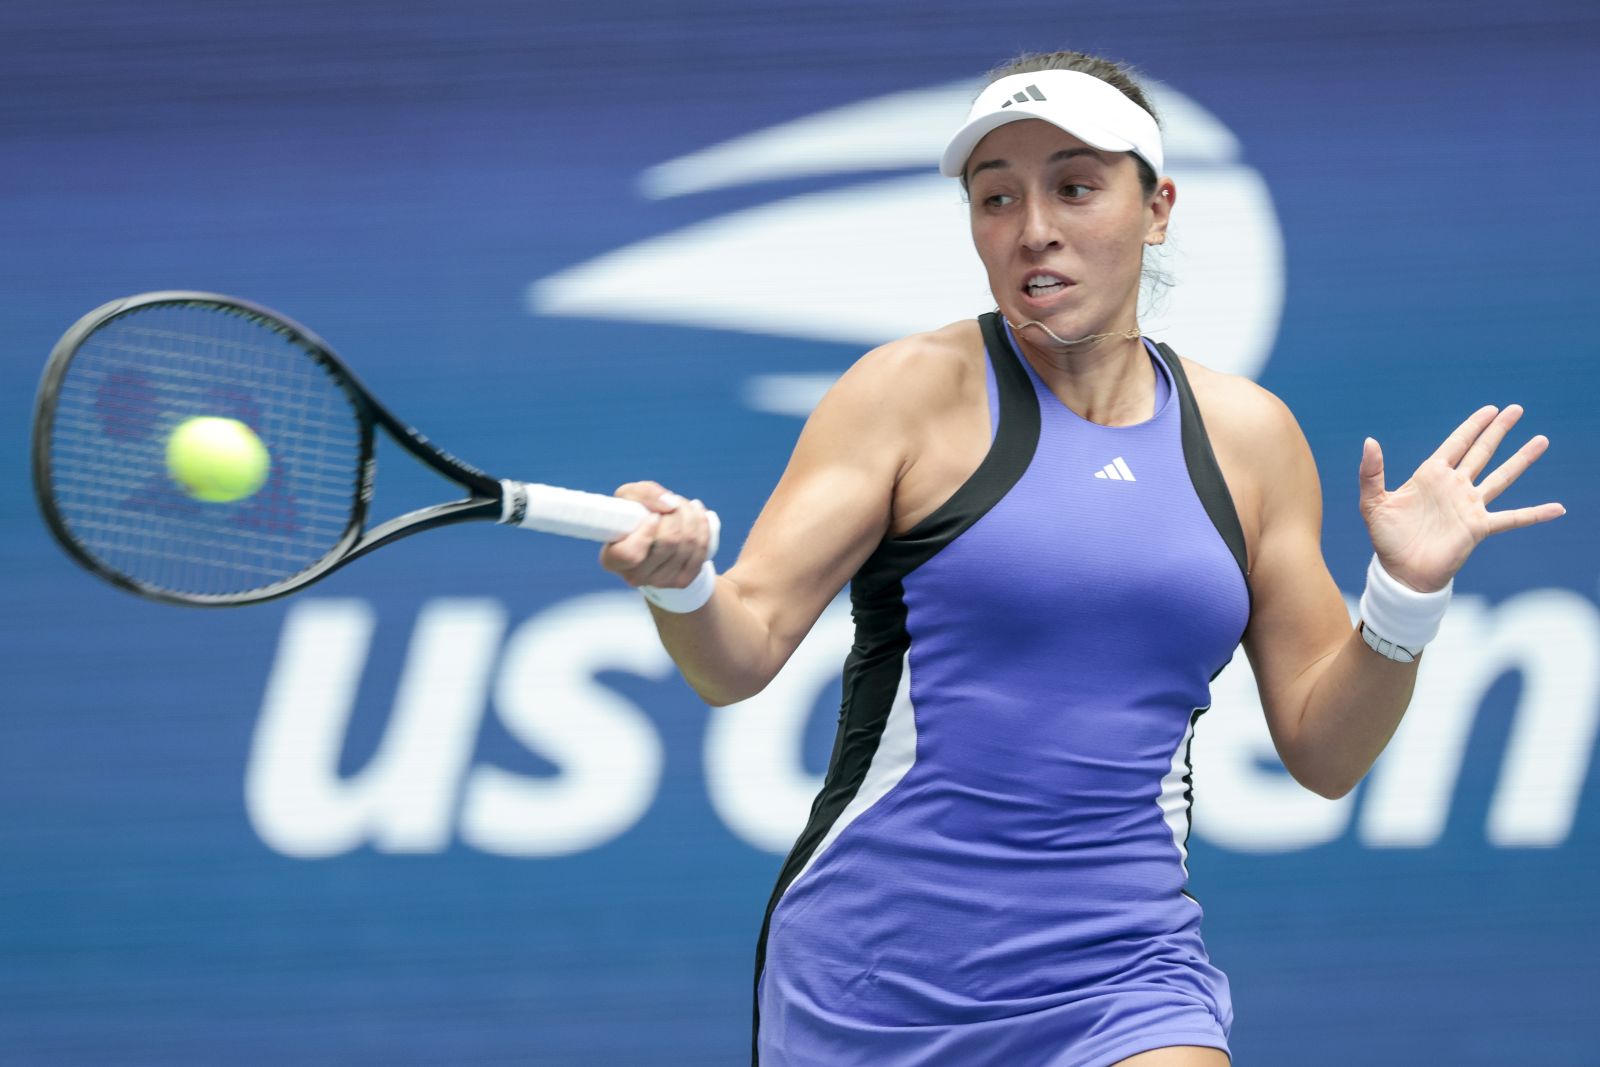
[964, 119, 1172, 349]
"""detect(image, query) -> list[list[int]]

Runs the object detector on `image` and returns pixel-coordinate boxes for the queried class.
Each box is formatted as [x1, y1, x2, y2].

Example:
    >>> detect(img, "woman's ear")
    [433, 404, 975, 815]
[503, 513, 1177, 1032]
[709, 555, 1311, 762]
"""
[1146, 177, 1176, 245]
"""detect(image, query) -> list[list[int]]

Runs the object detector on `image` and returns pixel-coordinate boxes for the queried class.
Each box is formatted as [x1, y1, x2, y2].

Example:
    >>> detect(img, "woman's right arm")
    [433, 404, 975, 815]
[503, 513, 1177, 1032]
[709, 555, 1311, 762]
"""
[600, 342, 918, 706]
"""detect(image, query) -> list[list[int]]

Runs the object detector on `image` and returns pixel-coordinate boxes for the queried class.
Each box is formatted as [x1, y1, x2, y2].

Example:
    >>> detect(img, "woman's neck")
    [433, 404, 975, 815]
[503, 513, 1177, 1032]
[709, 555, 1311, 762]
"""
[1009, 322, 1156, 427]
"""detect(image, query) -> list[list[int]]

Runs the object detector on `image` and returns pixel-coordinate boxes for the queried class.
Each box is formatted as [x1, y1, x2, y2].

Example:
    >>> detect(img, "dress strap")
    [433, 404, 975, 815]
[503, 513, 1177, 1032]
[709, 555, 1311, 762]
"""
[851, 313, 1041, 598]
[1154, 341, 1251, 603]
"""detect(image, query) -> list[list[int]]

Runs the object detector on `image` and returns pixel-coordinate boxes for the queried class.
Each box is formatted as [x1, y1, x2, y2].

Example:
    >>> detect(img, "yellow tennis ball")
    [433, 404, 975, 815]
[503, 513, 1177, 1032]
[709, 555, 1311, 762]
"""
[165, 416, 270, 502]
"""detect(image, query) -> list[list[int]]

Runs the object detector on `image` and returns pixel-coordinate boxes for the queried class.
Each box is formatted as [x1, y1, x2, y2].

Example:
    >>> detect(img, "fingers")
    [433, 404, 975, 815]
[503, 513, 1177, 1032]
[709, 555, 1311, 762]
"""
[1457, 404, 1524, 481]
[598, 486, 711, 588]
[680, 500, 713, 582]
[647, 498, 713, 587]
[1478, 429, 1565, 534]
[1485, 500, 1568, 536]
[1479, 433, 1549, 503]
[1429, 405, 1500, 469]
[611, 480, 682, 515]
[1358, 436, 1386, 511]
[600, 510, 661, 572]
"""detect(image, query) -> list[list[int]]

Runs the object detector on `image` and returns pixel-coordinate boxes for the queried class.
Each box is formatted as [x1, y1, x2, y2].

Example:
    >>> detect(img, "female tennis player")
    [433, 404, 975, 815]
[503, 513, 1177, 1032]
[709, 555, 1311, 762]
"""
[600, 50, 1564, 1067]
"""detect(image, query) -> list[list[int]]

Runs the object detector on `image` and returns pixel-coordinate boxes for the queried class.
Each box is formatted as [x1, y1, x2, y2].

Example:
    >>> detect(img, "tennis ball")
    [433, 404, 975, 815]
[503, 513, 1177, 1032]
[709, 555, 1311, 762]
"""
[165, 416, 270, 502]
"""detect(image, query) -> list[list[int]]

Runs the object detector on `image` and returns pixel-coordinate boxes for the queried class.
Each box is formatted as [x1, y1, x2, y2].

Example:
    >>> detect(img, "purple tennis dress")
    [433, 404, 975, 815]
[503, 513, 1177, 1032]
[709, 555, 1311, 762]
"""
[753, 312, 1251, 1066]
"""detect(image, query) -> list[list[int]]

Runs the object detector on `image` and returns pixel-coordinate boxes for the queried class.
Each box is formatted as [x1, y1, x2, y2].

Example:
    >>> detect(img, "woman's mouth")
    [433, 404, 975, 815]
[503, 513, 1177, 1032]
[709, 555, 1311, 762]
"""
[1021, 272, 1074, 301]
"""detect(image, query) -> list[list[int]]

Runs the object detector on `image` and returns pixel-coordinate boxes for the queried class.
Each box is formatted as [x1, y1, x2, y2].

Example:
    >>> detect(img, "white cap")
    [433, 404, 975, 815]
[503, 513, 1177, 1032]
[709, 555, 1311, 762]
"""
[940, 69, 1163, 180]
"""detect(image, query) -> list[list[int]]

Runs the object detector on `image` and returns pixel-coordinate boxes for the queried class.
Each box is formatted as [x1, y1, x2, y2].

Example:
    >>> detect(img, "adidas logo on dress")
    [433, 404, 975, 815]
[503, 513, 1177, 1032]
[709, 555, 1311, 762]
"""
[1093, 457, 1137, 482]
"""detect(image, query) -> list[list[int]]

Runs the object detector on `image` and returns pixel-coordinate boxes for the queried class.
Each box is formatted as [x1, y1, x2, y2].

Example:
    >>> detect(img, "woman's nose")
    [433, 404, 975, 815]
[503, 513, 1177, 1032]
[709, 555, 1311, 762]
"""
[1019, 198, 1061, 251]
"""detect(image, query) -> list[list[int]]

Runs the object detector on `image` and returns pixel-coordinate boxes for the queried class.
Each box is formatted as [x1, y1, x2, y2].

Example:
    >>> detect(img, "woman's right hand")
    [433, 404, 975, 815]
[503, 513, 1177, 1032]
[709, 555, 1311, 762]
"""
[599, 480, 714, 591]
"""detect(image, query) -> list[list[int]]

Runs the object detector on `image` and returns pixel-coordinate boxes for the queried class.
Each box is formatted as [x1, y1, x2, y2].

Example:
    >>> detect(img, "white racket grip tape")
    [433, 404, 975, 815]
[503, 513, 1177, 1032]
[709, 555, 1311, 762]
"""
[498, 480, 720, 557]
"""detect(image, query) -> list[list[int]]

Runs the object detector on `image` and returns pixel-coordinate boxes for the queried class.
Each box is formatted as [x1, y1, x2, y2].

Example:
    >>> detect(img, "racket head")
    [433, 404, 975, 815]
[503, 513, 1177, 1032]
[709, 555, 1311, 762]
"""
[32, 292, 377, 606]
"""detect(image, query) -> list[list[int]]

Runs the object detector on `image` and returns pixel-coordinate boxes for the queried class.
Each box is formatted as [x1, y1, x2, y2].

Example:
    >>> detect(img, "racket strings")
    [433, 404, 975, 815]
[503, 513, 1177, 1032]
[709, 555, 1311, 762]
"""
[47, 303, 364, 598]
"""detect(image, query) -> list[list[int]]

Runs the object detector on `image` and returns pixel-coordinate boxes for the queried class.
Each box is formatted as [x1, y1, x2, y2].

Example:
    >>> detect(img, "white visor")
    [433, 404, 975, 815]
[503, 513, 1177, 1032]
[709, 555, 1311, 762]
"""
[940, 69, 1163, 180]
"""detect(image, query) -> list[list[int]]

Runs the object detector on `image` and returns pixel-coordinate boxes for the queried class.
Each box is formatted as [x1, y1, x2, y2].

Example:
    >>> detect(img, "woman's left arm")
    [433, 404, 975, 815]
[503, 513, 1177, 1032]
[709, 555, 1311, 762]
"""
[1239, 399, 1564, 799]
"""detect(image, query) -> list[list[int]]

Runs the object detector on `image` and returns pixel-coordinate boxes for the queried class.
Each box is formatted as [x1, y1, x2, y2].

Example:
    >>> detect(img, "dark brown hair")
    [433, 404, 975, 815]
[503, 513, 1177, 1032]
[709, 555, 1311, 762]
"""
[966, 50, 1162, 197]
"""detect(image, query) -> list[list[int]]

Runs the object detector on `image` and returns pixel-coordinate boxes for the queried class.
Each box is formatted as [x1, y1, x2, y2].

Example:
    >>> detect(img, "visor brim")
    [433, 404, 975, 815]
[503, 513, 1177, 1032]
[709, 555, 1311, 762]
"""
[939, 108, 1141, 179]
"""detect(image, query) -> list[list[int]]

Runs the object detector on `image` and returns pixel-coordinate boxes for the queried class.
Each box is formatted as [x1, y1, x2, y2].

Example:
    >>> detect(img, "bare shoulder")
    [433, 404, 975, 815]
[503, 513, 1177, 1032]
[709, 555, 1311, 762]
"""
[1178, 356, 1316, 571]
[829, 318, 984, 412]
[779, 318, 988, 483]
[1181, 356, 1308, 477]
[813, 319, 990, 535]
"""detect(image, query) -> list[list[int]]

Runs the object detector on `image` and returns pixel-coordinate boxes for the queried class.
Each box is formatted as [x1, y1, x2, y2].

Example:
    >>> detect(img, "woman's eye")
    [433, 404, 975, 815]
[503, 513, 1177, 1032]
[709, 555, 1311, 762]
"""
[1062, 184, 1092, 199]
[984, 193, 1015, 207]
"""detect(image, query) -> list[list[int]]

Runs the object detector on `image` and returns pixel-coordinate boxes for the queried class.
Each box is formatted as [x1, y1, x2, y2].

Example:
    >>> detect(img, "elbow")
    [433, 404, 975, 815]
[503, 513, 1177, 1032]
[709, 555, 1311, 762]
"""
[682, 618, 790, 707]
[1293, 764, 1360, 801]
[1309, 778, 1357, 801]
[1281, 751, 1360, 801]
[690, 672, 773, 708]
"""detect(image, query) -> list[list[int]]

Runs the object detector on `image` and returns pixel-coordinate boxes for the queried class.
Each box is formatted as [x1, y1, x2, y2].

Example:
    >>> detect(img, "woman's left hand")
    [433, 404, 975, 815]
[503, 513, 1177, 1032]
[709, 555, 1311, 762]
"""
[1359, 404, 1566, 593]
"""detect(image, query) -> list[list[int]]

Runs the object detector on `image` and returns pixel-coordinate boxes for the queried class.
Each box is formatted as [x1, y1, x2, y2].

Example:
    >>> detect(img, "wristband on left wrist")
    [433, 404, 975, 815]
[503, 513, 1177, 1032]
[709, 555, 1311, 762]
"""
[1357, 553, 1451, 662]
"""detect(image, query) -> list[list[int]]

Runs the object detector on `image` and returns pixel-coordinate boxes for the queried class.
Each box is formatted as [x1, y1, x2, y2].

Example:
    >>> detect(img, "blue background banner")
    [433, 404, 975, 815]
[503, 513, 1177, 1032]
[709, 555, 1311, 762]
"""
[3, 1, 1597, 1063]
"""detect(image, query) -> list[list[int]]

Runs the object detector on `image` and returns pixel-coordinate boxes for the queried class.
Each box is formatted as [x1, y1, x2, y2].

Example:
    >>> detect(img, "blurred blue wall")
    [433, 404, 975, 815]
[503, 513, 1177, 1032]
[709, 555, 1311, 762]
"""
[3, 1, 1597, 1063]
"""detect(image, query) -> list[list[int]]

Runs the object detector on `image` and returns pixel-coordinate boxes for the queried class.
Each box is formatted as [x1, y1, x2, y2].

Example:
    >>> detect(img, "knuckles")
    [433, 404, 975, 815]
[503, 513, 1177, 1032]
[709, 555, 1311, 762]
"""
[613, 480, 666, 505]
[602, 484, 709, 586]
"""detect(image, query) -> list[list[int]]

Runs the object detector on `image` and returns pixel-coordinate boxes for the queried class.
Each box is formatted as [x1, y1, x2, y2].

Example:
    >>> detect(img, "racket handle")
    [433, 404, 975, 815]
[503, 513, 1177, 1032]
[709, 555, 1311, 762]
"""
[498, 480, 720, 557]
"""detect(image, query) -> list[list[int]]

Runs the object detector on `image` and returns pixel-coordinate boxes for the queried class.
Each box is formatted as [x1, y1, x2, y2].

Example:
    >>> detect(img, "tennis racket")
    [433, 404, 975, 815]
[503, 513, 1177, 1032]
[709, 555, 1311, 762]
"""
[31, 290, 718, 607]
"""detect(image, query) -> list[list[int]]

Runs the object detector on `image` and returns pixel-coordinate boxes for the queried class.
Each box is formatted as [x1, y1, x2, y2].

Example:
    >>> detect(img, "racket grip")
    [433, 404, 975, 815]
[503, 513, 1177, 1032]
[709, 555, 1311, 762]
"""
[498, 480, 720, 557]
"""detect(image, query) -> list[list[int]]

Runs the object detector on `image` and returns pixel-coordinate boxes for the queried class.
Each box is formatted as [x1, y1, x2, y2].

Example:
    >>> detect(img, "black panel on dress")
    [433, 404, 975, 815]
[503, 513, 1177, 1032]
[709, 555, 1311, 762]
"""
[1155, 341, 1252, 603]
[851, 312, 1043, 597]
[749, 591, 908, 1064]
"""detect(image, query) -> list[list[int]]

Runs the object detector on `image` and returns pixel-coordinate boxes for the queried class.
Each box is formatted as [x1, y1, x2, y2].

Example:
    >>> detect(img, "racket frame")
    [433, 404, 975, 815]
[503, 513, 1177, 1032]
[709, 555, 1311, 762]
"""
[32, 290, 507, 607]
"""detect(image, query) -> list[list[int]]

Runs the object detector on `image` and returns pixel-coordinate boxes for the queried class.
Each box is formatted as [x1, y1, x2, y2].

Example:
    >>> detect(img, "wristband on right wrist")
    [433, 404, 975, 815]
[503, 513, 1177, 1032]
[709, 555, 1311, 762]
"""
[640, 561, 718, 614]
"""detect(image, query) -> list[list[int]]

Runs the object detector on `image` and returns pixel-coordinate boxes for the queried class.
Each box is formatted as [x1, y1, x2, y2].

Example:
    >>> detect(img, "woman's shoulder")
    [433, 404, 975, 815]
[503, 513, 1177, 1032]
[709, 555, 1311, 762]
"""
[1172, 352, 1315, 548]
[850, 319, 984, 380]
[827, 318, 987, 414]
[1174, 352, 1303, 454]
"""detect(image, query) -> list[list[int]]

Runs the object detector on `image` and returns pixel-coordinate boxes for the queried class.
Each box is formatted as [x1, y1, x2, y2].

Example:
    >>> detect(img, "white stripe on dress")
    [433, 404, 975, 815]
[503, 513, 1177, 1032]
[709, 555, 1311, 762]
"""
[786, 653, 918, 892]
[1159, 707, 1205, 878]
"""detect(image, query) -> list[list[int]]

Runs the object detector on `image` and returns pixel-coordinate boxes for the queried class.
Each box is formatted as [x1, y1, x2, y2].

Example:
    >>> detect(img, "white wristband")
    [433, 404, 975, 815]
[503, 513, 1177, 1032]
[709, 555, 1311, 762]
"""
[640, 561, 718, 614]
[1358, 553, 1452, 655]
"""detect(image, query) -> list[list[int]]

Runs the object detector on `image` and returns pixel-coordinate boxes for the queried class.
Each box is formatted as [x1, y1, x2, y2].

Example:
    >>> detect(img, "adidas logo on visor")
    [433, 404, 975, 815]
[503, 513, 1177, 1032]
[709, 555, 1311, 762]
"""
[999, 84, 1047, 108]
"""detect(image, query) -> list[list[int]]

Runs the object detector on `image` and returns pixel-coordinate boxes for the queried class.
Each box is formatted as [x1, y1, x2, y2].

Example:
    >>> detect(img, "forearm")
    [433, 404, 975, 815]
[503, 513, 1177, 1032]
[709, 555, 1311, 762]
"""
[1288, 625, 1420, 799]
[1237, 394, 1558, 803]
[646, 574, 786, 707]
